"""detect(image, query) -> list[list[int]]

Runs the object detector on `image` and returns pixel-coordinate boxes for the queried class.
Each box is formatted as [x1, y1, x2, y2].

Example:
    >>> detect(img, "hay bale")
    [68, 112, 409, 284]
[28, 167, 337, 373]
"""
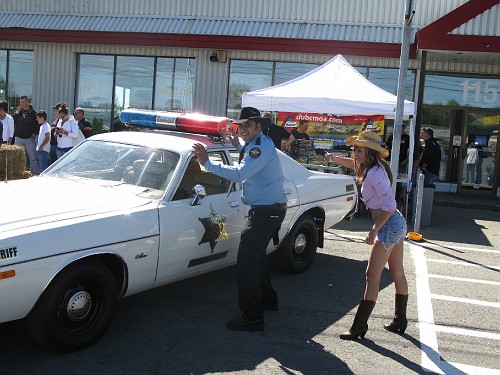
[0, 145, 31, 180]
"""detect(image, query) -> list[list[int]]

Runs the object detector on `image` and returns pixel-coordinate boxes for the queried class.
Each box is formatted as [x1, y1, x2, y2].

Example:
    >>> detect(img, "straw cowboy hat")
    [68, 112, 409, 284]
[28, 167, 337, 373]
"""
[346, 130, 389, 158]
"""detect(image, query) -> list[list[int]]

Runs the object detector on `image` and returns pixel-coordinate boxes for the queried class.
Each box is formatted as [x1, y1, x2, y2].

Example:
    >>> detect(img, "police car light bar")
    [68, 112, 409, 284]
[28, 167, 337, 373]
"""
[119, 108, 236, 137]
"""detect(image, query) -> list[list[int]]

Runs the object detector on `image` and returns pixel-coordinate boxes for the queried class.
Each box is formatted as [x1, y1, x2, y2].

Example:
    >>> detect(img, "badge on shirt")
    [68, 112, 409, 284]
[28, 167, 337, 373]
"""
[249, 147, 261, 158]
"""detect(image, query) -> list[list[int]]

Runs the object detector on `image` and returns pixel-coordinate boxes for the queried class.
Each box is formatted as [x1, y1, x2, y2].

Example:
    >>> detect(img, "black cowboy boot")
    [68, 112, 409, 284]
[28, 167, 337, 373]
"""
[384, 294, 408, 333]
[340, 299, 376, 340]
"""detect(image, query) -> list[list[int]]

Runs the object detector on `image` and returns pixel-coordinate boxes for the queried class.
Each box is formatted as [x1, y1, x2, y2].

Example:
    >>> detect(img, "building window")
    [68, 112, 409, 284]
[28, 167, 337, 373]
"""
[227, 60, 323, 118]
[76, 54, 114, 131]
[75, 54, 196, 131]
[0, 50, 34, 111]
[116, 55, 154, 111]
[424, 74, 500, 109]
[155, 58, 195, 112]
[274, 62, 319, 85]
[367, 67, 415, 100]
[227, 60, 273, 118]
[420, 106, 453, 182]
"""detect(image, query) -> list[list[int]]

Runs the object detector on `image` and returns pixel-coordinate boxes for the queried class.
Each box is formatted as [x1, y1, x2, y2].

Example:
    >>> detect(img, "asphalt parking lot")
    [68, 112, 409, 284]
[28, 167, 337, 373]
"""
[2, 202, 499, 374]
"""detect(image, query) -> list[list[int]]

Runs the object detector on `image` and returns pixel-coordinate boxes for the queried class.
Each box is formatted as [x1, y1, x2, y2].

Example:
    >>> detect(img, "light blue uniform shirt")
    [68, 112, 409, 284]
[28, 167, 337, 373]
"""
[204, 133, 287, 206]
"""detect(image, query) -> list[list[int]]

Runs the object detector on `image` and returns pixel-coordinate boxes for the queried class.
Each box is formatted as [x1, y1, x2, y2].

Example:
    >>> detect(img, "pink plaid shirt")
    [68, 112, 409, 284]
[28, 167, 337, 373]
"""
[361, 164, 396, 211]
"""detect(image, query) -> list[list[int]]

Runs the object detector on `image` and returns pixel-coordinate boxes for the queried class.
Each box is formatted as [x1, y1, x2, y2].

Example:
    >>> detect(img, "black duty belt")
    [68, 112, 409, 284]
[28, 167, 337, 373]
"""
[250, 203, 287, 211]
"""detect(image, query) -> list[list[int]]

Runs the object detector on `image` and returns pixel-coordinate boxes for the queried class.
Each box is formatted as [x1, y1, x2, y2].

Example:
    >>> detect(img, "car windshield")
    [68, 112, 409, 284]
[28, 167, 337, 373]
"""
[44, 140, 180, 199]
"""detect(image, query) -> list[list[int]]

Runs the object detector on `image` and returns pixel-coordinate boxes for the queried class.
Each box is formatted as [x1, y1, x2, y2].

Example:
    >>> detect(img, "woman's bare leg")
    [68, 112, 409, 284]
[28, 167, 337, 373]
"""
[363, 241, 391, 301]
[387, 238, 408, 295]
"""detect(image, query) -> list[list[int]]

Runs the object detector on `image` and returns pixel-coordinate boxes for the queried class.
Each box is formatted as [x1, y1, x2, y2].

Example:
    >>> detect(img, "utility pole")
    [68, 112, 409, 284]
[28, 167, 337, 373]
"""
[390, 0, 414, 195]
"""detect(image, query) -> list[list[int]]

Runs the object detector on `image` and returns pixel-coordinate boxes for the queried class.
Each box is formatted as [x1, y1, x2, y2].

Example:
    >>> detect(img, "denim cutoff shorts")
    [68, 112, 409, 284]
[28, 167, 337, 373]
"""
[376, 210, 407, 246]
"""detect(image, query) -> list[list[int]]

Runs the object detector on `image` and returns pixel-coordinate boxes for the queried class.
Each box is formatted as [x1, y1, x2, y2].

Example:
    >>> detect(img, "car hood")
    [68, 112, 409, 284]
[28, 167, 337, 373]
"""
[0, 176, 153, 232]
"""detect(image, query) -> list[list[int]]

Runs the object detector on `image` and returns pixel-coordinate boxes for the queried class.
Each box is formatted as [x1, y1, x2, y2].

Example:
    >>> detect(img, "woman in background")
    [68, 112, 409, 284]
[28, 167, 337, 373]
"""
[54, 104, 79, 158]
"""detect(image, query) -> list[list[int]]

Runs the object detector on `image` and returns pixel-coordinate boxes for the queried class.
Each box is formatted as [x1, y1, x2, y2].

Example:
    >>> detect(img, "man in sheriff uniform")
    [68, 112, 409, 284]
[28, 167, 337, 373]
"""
[192, 107, 287, 331]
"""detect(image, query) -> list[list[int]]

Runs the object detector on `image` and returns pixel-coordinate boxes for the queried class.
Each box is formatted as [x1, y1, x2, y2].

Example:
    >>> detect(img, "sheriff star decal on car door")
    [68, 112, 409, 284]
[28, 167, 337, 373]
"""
[198, 205, 228, 252]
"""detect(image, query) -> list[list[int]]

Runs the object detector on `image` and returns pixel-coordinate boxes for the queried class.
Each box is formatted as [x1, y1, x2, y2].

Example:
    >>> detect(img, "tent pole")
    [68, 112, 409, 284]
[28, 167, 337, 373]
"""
[391, 0, 414, 197]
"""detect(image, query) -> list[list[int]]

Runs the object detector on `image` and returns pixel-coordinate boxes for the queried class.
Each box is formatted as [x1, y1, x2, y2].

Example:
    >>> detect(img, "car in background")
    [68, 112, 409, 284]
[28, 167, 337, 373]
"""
[0, 117, 357, 352]
[82, 96, 109, 109]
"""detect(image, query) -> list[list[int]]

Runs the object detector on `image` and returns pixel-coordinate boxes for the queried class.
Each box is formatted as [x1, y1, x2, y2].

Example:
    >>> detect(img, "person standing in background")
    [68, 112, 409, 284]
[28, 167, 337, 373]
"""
[54, 104, 79, 158]
[0, 100, 14, 145]
[291, 119, 310, 140]
[474, 143, 485, 188]
[465, 142, 478, 184]
[73, 107, 93, 138]
[35, 110, 51, 173]
[13, 96, 39, 175]
[49, 102, 65, 164]
[262, 112, 295, 150]
[419, 128, 441, 187]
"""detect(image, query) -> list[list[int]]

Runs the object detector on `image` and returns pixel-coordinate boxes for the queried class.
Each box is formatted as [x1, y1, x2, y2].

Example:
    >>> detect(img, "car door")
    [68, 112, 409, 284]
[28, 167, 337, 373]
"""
[155, 151, 245, 284]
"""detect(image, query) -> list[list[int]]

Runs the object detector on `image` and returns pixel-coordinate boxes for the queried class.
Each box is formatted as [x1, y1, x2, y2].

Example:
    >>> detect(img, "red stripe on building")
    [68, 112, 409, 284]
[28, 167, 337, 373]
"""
[2, 29, 417, 59]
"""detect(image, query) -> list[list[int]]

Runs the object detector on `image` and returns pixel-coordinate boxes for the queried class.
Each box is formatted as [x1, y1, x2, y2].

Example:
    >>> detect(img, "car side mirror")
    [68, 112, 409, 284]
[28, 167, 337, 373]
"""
[191, 184, 207, 206]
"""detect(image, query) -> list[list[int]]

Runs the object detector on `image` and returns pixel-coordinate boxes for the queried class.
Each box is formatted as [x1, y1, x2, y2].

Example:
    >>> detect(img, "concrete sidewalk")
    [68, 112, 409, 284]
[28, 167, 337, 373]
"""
[433, 192, 500, 211]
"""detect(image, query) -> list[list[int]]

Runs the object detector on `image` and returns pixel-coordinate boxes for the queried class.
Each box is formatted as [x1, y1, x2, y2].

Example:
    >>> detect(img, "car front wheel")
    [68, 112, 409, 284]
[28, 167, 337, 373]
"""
[26, 259, 118, 352]
[269, 214, 319, 274]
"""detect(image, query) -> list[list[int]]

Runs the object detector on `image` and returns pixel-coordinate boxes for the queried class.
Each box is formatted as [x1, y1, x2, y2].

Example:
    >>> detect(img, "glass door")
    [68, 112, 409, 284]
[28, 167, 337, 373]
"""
[461, 111, 499, 193]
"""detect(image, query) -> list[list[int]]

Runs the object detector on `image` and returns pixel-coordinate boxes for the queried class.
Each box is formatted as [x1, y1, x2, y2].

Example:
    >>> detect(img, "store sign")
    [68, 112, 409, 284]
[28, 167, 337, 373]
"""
[424, 75, 500, 109]
[459, 80, 498, 105]
[277, 112, 385, 148]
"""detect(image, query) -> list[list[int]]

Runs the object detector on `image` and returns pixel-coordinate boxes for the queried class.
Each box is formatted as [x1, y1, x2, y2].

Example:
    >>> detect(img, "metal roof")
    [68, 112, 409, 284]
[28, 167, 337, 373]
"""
[0, 12, 418, 44]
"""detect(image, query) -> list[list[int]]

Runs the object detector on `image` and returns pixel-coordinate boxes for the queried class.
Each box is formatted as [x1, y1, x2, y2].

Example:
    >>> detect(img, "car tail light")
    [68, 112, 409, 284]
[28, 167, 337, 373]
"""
[119, 109, 236, 137]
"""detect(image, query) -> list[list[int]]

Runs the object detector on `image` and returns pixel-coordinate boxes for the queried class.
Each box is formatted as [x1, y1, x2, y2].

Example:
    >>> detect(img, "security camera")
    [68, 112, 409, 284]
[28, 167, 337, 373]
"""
[209, 53, 218, 63]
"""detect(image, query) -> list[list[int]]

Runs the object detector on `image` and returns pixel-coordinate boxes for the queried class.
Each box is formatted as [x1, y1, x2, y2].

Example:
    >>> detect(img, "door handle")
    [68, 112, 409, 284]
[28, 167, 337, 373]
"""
[229, 201, 240, 208]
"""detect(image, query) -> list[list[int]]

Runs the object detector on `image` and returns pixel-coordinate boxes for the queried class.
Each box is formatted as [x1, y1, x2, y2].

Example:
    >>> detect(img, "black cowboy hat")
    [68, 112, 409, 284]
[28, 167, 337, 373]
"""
[232, 107, 271, 129]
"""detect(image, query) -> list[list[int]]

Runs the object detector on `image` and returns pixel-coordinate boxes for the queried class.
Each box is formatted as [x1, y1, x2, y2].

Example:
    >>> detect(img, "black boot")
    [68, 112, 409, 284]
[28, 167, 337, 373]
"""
[384, 294, 408, 333]
[340, 299, 376, 340]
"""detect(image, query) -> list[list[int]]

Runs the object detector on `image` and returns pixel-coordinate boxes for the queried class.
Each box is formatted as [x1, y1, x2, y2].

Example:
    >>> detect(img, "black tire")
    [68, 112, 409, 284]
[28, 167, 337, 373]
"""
[269, 214, 318, 274]
[26, 259, 118, 352]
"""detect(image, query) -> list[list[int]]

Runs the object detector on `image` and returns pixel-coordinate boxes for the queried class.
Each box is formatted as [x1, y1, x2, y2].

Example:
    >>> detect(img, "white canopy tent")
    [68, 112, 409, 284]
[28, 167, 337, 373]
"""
[242, 54, 415, 118]
[242, 54, 416, 215]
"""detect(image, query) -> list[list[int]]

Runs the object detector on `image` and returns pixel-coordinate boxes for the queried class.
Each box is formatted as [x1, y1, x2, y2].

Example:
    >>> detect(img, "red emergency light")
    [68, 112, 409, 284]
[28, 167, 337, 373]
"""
[119, 109, 237, 137]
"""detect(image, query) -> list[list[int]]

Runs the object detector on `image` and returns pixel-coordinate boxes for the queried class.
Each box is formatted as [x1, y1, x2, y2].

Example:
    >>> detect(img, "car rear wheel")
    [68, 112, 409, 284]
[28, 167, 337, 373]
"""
[269, 214, 318, 274]
[26, 259, 118, 352]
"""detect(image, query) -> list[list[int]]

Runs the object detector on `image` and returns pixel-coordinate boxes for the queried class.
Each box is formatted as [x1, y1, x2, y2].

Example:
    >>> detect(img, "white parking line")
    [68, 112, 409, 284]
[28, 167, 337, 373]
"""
[447, 362, 500, 375]
[410, 243, 500, 375]
[426, 258, 500, 270]
[430, 294, 500, 308]
[428, 274, 500, 286]
[434, 324, 500, 340]
[411, 241, 500, 254]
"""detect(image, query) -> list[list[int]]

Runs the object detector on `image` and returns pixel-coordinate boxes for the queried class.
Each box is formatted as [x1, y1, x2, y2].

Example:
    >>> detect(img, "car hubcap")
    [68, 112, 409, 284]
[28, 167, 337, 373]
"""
[294, 233, 307, 255]
[66, 291, 92, 321]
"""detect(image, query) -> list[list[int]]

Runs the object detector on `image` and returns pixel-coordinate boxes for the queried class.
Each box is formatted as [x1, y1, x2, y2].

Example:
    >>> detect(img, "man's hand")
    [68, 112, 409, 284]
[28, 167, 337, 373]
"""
[227, 127, 240, 148]
[192, 143, 209, 166]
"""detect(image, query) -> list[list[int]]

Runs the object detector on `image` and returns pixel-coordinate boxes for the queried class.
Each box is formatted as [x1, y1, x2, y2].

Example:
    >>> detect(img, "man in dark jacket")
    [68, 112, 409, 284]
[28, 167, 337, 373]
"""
[73, 107, 93, 138]
[262, 112, 295, 150]
[13, 95, 39, 175]
[420, 128, 441, 187]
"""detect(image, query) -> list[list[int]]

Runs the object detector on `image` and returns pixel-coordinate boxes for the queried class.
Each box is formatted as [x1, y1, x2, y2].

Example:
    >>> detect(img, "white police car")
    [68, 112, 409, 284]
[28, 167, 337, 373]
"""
[0, 109, 357, 351]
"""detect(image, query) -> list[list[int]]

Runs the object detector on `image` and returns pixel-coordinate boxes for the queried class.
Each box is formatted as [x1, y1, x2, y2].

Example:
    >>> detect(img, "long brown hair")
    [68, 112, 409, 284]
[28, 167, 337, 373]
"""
[354, 146, 393, 186]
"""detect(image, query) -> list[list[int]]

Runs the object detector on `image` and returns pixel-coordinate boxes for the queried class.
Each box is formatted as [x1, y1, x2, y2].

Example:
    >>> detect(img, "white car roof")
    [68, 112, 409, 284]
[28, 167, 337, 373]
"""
[90, 130, 232, 154]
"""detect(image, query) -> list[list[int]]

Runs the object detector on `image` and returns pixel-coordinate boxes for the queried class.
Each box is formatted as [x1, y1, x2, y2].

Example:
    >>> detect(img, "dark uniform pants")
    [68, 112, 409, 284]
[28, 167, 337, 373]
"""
[237, 204, 286, 321]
